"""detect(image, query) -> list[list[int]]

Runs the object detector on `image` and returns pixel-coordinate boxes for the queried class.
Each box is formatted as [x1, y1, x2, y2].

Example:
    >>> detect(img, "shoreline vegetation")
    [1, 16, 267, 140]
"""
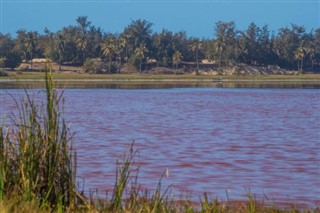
[0, 67, 319, 212]
[1, 70, 320, 89]
[1, 70, 320, 81]
[0, 17, 319, 77]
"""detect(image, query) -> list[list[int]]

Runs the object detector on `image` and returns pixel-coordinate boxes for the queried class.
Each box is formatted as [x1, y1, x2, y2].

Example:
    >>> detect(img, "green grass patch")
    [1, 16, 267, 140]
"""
[2, 71, 320, 82]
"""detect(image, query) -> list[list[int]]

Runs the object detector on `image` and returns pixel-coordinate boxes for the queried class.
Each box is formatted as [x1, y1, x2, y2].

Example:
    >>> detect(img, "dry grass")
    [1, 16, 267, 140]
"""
[1, 70, 320, 81]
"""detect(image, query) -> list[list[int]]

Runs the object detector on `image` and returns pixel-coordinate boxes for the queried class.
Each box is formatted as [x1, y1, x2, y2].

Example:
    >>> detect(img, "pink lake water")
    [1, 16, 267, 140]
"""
[1, 87, 319, 206]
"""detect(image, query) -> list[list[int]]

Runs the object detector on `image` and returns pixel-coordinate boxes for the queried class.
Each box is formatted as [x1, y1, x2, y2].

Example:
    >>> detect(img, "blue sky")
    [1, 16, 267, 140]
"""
[1, 0, 319, 38]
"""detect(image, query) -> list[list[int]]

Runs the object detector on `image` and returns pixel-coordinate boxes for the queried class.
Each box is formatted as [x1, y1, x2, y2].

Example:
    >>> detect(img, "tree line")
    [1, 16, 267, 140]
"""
[0, 16, 319, 73]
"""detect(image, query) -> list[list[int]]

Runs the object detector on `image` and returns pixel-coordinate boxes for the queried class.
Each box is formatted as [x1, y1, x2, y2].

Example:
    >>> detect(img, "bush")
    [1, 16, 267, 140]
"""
[5, 51, 22, 69]
[0, 52, 22, 70]
[0, 70, 8, 77]
[0, 58, 5, 68]
[83, 58, 95, 73]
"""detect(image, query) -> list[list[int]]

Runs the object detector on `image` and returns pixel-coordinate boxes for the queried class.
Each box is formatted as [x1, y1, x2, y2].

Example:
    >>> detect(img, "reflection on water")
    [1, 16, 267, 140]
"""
[1, 87, 320, 206]
[1, 81, 320, 89]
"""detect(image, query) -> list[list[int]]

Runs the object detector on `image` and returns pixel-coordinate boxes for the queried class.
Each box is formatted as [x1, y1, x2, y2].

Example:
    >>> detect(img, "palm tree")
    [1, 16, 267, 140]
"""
[76, 35, 88, 63]
[190, 40, 202, 71]
[102, 36, 116, 73]
[305, 42, 316, 71]
[215, 36, 226, 68]
[134, 43, 148, 73]
[75, 16, 91, 64]
[294, 40, 307, 72]
[172, 50, 183, 71]
[294, 47, 306, 72]
[56, 33, 65, 71]
[25, 32, 37, 70]
[115, 36, 126, 73]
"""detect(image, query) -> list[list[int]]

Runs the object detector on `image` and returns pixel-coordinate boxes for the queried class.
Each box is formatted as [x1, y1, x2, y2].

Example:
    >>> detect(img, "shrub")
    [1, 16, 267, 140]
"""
[83, 58, 95, 74]
[0, 70, 8, 77]
[0, 58, 5, 68]
[5, 51, 22, 69]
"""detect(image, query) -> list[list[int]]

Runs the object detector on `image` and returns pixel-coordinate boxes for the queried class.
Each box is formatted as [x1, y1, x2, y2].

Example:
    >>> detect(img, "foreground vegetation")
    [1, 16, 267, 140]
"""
[0, 16, 319, 74]
[1, 69, 319, 212]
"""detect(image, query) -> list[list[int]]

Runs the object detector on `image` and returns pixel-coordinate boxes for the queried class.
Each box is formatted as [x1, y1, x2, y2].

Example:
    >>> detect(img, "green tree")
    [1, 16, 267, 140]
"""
[115, 36, 126, 73]
[238, 22, 260, 65]
[257, 25, 274, 66]
[76, 16, 91, 63]
[314, 28, 320, 71]
[15, 30, 28, 61]
[134, 43, 148, 73]
[172, 50, 183, 70]
[102, 35, 116, 73]
[0, 33, 21, 69]
[201, 39, 215, 62]
[76, 16, 91, 35]
[123, 19, 153, 63]
[87, 26, 103, 59]
[0, 33, 15, 58]
[24, 31, 37, 70]
[76, 34, 88, 64]
[294, 41, 307, 72]
[59, 26, 79, 63]
[303, 29, 319, 71]
[55, 33, 65, 71]
[36, 28, 54, 59]
[214, 21, 237, 67]
[152, 29, 175, 66]
[273, 24, 306, 69]
[190, 39, 202, 71]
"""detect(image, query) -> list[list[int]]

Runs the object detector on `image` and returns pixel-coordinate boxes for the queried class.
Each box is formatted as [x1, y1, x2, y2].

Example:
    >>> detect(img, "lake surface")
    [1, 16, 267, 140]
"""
[1, 87, 319, 206]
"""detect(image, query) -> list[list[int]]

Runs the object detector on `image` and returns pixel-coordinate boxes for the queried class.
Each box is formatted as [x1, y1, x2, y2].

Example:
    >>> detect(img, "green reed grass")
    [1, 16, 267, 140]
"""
[110, 142, 139, 212]
[0, 62, 78, 211]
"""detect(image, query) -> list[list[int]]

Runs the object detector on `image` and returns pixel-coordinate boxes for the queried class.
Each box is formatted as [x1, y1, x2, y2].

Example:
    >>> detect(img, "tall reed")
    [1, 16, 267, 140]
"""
[110, 141, 139, 212]
[0, 63, 77, 210]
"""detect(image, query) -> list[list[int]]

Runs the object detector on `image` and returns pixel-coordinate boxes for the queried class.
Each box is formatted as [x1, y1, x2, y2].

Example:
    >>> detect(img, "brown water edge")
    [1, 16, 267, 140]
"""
[1, 80, 320, 89]
[87, 188, 320, 211]
[172, 199, 320, 210]
[85, 184, 320, 209]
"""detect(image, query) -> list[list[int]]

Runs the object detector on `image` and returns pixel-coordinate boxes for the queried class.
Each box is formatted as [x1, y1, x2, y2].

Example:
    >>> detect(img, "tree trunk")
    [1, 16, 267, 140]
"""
[59, 56, 62, 71]
[30, 52, 33, 70]
[196, 50, 199, 71]
[118, 56, 121, 74]
[219, 50, 222, 68]
[109, 55, 111, 74]
[139, 59, 142, 73]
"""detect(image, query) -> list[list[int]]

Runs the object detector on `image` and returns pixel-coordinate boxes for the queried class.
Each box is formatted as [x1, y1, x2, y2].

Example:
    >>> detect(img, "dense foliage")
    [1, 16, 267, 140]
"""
[0, 16, 319, 72]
